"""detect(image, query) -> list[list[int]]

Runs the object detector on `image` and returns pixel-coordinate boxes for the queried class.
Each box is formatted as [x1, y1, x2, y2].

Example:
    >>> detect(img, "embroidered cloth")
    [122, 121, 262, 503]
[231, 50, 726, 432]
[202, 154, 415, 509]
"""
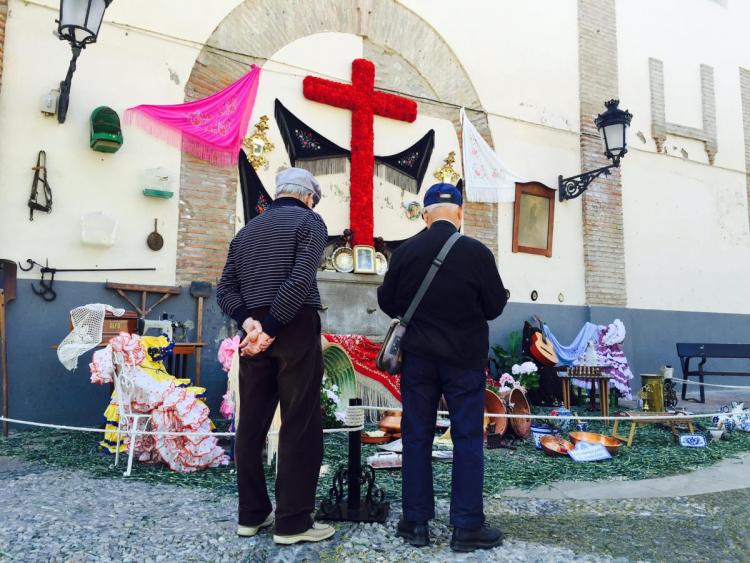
[460, 107, 523, 203]
[125, 66, 261, 167]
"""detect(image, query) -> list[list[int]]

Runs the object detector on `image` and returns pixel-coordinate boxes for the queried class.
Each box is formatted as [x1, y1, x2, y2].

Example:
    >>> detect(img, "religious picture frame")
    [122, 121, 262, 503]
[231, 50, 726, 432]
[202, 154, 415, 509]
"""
[512, 181, 555, 257]
[353, 245, 377, 274]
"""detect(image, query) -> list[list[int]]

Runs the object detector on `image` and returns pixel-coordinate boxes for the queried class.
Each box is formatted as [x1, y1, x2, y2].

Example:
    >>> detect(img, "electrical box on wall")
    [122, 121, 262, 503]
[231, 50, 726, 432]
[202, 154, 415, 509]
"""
[41, 89, 59, 116]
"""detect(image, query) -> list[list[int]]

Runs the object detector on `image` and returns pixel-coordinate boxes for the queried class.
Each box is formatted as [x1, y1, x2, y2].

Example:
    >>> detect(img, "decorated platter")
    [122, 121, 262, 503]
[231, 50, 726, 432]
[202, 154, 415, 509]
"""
[332, 246, 354, 273]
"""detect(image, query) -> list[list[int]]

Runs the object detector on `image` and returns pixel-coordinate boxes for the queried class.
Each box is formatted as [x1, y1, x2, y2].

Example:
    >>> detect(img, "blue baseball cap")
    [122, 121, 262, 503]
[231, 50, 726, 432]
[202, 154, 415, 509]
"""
[423, 183, 463, 207]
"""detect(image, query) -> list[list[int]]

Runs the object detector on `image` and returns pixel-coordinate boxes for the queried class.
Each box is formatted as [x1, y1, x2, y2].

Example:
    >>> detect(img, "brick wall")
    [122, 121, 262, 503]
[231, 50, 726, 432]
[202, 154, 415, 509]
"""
[177, 0, 497, 283]
[176, 52, 247, 285]
[742, 68, 750, 228]
[650, 58, 717, 164]
[578, 0, 627, 306]
[0, 0, 7, 93]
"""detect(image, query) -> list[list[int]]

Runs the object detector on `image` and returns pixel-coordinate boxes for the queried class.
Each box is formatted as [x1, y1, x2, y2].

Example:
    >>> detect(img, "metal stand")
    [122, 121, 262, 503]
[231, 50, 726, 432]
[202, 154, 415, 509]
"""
[316, 398, 389, 523]
[0, 290, 8, 437]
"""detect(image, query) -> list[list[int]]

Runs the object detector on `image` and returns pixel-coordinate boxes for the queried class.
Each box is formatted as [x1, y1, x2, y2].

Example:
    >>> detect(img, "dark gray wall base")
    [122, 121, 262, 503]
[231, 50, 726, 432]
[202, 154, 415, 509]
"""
[2, 279, 749, 427]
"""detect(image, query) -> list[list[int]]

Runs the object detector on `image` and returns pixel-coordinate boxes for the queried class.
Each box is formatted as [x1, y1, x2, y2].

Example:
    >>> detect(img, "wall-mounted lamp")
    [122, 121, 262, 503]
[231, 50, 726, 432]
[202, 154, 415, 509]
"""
[558, 99, 632, 201]
[55, 0, 113, 124]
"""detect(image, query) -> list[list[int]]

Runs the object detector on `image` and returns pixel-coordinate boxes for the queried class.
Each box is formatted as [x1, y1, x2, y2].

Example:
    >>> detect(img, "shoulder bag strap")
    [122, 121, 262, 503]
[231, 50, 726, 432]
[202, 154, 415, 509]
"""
[401, 231, 462, 326]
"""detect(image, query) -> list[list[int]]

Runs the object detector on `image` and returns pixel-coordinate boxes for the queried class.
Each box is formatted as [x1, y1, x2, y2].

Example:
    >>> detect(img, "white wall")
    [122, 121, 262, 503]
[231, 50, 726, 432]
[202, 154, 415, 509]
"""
[398, 0, 585, 305]
[0, 0, 243, 285]
[617, 0, 750, 313]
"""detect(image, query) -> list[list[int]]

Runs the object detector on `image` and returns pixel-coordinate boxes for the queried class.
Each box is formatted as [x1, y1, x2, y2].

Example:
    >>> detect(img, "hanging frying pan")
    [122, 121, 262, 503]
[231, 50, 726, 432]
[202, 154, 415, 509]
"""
[147, 219, 164, 251]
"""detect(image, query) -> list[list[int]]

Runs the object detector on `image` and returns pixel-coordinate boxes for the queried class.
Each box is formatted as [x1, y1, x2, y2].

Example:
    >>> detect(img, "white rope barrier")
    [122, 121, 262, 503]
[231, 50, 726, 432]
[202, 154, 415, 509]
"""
[0, 417, 362, 437]
[356, 405, 727, 422]
[672, 378, 750, 390]
[0, 401, 731, 439]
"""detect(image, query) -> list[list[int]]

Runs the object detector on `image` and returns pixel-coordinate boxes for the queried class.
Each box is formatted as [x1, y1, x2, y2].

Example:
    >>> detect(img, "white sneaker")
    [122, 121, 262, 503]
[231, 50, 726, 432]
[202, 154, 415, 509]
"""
[237, 514, 274, 537]
[273, 522, 336, 545]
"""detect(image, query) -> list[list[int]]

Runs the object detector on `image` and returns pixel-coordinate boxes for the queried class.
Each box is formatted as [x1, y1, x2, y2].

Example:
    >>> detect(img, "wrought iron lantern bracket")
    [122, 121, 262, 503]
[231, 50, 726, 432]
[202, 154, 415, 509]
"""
[558, 162, 619, 202]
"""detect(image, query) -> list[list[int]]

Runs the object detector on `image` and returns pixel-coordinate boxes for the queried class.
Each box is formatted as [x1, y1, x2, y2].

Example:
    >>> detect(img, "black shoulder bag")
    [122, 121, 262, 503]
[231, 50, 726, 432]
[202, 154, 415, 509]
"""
[375, 232, 462, 374]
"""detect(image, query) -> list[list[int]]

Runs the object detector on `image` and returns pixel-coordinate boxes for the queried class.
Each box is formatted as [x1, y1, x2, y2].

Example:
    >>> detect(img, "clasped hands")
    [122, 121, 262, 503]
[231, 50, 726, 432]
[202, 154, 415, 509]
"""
[240, 317, 275, 356]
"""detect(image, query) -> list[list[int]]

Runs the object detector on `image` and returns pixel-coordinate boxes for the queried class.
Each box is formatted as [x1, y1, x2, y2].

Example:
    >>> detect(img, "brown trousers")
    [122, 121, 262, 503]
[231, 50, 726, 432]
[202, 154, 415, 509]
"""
[235, 307, 324, 535]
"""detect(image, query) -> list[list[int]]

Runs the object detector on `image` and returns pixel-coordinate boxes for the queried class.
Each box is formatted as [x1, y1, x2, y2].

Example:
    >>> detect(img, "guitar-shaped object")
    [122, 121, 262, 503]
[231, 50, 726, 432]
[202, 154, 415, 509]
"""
[529, 316, 559, 366]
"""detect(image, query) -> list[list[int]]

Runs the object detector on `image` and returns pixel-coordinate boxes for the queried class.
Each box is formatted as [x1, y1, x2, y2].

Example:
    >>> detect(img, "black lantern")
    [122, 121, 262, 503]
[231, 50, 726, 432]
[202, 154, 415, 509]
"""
[55, 0, 113, 123]
[559, 99, 633, 201]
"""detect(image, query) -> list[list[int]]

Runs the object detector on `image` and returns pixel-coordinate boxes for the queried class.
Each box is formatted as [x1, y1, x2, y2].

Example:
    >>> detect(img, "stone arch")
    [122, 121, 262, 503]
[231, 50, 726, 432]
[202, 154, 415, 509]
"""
[177, 0, 496, 284]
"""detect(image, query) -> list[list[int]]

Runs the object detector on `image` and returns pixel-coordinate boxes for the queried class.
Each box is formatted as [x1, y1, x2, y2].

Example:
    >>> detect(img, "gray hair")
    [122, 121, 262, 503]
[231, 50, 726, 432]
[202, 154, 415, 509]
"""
[424, 202, 460, 214]
[276, 182, 315, 199]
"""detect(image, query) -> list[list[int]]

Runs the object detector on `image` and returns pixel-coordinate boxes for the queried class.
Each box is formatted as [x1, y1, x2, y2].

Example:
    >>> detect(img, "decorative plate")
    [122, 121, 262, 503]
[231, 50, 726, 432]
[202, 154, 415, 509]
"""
[331, 246, 354, 273]
[375, 252, 388, 276]
[679, 434, 707, 448]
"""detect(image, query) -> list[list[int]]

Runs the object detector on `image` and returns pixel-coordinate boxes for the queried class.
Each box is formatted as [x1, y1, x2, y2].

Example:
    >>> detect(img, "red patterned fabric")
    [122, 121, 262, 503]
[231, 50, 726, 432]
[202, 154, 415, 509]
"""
[303, 59, 417, 246]
[323, 333, 401, 402]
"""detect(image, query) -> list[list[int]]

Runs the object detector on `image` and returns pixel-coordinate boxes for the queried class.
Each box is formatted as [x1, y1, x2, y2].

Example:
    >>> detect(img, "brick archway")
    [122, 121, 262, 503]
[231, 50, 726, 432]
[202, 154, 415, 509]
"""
[177, 0, 496, 284]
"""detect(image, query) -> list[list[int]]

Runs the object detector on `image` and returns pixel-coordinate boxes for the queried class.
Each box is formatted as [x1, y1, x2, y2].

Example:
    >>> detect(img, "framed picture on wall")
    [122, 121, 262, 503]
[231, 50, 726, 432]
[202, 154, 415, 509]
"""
[512, 182, 555, 257]
[353, 245, 377, 274]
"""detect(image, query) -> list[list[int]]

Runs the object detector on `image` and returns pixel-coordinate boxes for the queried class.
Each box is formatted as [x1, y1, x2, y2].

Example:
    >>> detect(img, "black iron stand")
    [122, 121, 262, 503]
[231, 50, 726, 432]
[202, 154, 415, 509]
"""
[316, 398, 389, 523]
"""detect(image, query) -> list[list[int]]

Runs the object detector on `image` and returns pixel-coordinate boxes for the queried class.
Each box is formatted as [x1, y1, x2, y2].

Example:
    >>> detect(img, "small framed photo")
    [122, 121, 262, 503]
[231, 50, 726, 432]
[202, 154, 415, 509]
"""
[353, 245, 377, 274]
[512, 182, 555, 257]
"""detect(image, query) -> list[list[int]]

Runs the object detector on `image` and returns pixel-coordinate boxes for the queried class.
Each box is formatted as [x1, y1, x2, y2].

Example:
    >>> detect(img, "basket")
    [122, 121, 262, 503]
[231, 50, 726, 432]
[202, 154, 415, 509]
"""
[81, 212, 118, 246]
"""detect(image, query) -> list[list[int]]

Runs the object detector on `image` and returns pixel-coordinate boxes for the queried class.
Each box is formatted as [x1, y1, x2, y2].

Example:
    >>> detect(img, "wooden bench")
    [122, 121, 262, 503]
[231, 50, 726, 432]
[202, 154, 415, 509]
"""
[676, 343, 750, 403]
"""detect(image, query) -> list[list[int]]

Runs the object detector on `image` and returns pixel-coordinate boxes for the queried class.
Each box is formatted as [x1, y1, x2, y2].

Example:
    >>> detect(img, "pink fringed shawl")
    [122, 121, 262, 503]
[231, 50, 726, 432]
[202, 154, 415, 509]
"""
[125, 66, 261, 167]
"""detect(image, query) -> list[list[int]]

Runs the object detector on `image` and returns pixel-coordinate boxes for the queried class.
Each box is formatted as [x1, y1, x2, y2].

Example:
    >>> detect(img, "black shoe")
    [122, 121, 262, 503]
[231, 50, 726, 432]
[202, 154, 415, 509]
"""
[450, 525, 503, 552]
[396, 518, 429, 547]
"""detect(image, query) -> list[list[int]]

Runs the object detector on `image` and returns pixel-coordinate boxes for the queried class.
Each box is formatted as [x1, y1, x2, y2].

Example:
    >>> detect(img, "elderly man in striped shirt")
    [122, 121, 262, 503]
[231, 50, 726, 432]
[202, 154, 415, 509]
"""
[217, 167, 334, 545]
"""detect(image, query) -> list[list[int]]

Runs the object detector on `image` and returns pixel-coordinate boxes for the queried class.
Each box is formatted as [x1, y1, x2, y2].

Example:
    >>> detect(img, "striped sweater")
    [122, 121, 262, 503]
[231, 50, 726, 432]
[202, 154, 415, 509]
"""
[216, 197, 328, 337]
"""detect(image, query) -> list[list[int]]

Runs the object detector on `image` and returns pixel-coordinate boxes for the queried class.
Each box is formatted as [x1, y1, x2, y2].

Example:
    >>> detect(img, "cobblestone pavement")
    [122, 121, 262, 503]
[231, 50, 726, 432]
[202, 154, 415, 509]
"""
[1, 456, 747, 562]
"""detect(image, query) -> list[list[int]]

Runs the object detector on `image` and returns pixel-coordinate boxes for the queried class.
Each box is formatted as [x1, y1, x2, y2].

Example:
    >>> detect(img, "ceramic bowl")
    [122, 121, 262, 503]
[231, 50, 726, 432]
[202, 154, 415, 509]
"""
[540, 435, 574, 457]
[568, 431, 623, 455]
[530, 424, 556, 450]
[709, 429, 724, 442]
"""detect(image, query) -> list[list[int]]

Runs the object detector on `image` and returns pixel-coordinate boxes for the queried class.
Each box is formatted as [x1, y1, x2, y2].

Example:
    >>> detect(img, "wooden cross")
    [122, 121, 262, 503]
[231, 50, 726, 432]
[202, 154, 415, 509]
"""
[303, 58, 417, 246]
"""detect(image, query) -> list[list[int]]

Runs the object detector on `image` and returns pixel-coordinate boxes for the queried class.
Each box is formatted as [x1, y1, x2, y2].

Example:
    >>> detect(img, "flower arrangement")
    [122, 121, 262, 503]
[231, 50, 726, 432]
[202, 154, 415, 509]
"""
[321, 374, 345, 428]
[487, 371, 526, 395]
[511, 361, 541, 391]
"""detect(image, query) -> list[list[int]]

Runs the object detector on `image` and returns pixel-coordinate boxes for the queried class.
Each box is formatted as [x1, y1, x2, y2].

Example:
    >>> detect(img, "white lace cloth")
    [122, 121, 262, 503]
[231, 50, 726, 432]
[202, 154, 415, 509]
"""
[460, 107, 524, 203]
[57, 304, 125, 370]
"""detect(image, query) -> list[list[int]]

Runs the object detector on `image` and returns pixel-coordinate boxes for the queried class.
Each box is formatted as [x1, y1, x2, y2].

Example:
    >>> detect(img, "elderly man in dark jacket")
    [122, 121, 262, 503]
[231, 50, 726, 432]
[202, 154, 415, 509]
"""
[217, 167, 334, 546]
[377, 183, 507, 553]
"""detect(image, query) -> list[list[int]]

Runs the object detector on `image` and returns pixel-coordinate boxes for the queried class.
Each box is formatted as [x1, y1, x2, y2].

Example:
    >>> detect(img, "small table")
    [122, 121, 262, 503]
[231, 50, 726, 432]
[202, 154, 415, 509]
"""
[560, 367, 611, 421]
[612, 411, 695, 447]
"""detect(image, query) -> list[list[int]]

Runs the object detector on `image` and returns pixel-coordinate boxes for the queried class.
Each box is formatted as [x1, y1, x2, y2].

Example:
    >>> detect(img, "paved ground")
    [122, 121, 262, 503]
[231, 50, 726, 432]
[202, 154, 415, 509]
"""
[501, 452, 750, 499]
[0, 455, 747, 563]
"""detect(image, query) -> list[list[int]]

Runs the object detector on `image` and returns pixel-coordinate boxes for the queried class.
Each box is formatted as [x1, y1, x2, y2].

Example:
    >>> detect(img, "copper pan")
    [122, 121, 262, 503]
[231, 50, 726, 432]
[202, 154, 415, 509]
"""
[569, 431, 623, 455]
[484, 389, 508, 438]
[500, 388, 531, 439]
[540, 435, 574, 457]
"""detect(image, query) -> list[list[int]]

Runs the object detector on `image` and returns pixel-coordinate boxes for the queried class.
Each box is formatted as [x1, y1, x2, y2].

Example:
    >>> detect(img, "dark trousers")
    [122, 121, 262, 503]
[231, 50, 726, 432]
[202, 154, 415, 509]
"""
[235, 307, 324, 535]
[401, 351, 485, 529]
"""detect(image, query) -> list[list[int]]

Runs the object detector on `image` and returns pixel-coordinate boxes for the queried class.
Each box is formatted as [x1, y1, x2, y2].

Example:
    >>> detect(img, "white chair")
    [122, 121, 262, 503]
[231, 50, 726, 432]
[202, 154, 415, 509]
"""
[111, 354, 153, 477]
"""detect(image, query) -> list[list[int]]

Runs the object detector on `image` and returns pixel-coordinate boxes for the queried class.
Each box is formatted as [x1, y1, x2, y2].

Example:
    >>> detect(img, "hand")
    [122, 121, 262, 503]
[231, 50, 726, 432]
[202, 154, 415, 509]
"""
[240, 317, 262, 350]
[240, 332, 275, 356]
